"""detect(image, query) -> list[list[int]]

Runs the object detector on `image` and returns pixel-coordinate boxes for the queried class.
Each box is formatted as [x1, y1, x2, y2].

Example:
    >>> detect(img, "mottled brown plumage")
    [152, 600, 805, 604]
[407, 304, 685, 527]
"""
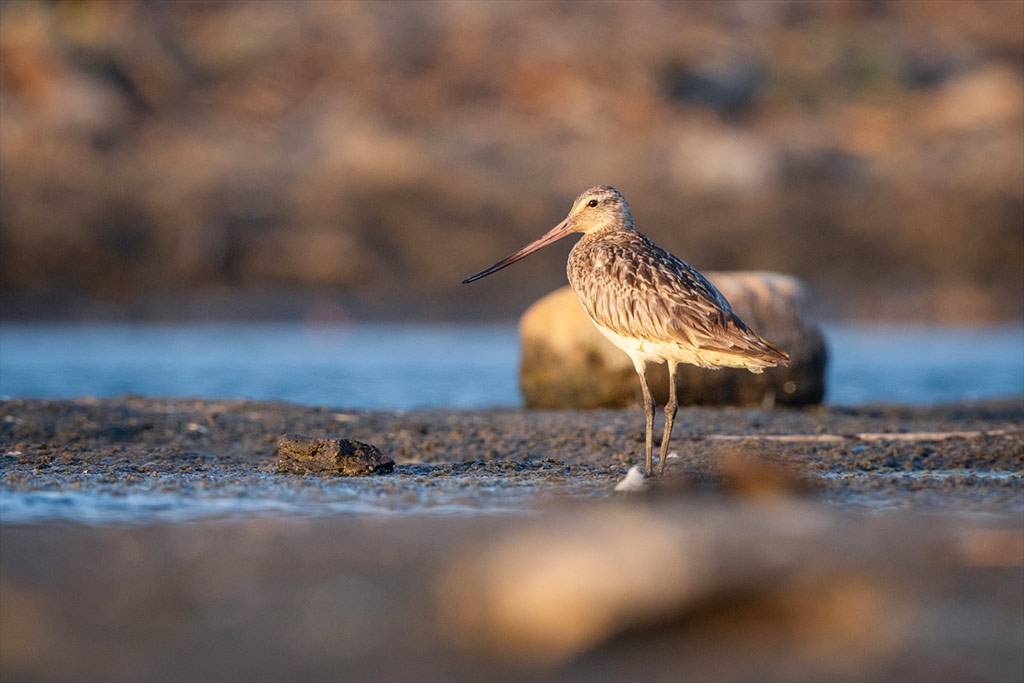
[567, 221, 788, 370]
[464, 185, 789, 476]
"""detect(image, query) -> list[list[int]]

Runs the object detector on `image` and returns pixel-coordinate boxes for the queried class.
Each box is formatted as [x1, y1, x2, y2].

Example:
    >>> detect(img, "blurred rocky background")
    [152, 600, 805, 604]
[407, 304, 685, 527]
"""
[1, 0, 1021, 322]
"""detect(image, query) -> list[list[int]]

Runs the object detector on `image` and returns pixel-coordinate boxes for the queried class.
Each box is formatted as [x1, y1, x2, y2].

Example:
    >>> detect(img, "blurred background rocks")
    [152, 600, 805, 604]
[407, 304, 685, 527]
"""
[1, 0, 1021, 322]
[520, 273, 827, 407]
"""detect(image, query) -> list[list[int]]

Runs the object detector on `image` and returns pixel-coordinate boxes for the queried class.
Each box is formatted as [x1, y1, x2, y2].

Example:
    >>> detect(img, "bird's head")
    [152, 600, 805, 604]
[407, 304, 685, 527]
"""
[566, 185, 634, 234]
[462, 185, 632, 284]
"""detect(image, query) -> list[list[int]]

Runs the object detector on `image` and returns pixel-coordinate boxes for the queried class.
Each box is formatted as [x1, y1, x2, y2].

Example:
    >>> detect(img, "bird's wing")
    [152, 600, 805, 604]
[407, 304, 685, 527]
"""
[573, 235, 789, 365]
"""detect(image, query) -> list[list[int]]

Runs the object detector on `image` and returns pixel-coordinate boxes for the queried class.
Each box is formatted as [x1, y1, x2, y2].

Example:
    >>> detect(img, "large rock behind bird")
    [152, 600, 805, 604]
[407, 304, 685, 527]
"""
[520, 272, 827, 408]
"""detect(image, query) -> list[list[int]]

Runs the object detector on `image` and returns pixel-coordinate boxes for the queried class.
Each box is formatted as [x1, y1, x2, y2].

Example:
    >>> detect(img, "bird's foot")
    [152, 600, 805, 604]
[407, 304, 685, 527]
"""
[656, 451, 679, 477]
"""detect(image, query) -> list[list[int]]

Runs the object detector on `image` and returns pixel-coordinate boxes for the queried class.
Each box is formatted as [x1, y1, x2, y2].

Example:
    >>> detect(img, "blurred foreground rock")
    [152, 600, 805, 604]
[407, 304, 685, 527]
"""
[275, 435, 393, 476]
[656, 448, 817, 499]
[438, 501, 1021, 677]
[7, 507, 1021, 683]
[520, 272, 827, 408]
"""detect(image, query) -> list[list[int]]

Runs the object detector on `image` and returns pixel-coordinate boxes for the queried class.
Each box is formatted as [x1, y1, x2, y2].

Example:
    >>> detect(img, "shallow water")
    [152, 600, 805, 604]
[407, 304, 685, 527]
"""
[1, 323, 1021, 407]
[819, 469, 1022, 482]
[0, 489, 527, 524]
[2, 467, 1017, 524]
[0, 467, 617, 524]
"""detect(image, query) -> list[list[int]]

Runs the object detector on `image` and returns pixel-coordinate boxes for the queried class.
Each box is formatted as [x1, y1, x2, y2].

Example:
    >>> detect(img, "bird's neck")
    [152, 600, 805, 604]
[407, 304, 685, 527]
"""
[580, 223, 633, 244]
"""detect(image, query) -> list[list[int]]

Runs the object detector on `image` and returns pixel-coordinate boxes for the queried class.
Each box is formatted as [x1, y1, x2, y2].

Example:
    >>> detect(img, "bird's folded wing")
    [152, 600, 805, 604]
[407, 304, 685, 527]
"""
[577, 239, 789, 365]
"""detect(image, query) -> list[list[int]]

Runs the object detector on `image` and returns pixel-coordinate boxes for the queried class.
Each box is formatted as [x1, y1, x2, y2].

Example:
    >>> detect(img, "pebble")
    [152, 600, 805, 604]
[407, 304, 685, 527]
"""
[614, 465, 648, 492]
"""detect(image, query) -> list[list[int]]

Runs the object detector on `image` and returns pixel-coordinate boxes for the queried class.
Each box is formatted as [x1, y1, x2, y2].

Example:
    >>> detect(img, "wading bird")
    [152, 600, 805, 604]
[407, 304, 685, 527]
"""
[463, 186, 789, 476]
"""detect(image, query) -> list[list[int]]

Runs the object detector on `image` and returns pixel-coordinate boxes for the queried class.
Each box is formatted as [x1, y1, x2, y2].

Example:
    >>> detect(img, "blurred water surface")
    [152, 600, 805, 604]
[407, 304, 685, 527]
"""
[0, 323, 1021, 408]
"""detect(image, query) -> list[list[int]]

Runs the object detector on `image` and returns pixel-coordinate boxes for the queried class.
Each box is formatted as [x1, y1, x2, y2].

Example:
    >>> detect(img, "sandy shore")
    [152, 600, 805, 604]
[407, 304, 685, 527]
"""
[1, 398, 1022, 682]
[2, 397, 1021, 515]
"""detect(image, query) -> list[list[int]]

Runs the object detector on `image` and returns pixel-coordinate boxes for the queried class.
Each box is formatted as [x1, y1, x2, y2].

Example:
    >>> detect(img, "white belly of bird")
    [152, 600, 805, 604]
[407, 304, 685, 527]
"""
[592, 322, 765, 372]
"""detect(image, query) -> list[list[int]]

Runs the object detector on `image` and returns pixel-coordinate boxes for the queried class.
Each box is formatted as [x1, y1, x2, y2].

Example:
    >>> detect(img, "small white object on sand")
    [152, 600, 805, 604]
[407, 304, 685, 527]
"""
[667, 451, 679, 460]
[614, 465, 648, 492]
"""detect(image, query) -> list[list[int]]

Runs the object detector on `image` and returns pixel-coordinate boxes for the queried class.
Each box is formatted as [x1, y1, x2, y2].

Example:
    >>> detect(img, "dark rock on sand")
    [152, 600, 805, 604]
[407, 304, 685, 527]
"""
[275, 434, 394, 476]
[520, 273, 827, 409]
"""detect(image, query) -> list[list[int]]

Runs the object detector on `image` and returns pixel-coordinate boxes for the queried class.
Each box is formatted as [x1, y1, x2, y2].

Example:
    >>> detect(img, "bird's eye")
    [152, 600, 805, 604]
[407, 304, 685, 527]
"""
[587, 199, 598, 207]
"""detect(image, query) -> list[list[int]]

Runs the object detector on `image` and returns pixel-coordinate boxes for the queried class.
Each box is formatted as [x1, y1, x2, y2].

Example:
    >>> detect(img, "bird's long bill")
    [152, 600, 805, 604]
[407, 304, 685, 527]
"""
[462, 218, 574, 284]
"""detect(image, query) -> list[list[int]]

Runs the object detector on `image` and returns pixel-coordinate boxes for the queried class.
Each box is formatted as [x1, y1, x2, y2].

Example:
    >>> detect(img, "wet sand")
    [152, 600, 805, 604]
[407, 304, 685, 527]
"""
[2, 397, 1021, 516]
[1, 398, 1022, 682]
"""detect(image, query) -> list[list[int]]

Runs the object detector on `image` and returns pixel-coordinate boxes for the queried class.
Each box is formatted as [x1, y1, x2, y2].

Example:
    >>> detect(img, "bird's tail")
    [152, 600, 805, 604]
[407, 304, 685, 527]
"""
[756, 336, 790, 367]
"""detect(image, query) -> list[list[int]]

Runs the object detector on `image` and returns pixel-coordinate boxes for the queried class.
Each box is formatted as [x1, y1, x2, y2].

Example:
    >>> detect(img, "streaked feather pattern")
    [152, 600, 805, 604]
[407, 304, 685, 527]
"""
[567, 229, 789, 370]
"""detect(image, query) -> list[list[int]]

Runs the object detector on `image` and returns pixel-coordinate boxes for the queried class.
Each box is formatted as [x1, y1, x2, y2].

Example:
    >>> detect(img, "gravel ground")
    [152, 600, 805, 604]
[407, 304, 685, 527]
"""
[1, 397, 1021, 517]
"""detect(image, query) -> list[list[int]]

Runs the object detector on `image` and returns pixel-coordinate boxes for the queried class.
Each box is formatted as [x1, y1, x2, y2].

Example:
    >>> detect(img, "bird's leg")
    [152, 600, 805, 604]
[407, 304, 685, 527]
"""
[634, 360, 655, 477]
[658, 361, 678, 477]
